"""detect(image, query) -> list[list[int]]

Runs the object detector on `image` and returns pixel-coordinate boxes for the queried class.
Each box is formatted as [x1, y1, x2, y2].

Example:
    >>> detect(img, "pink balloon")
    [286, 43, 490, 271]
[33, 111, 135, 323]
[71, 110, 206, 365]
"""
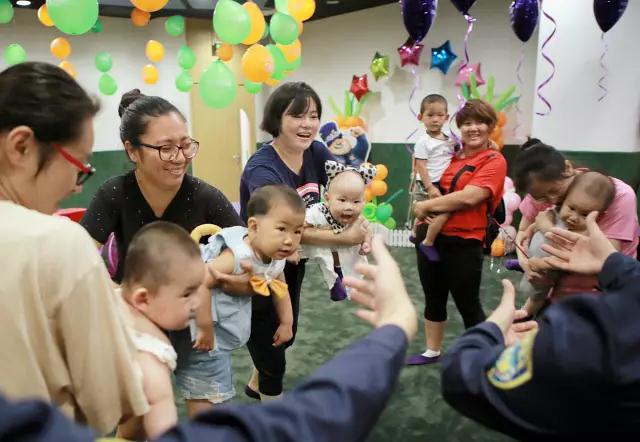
[505, 192, 522, 213]
[501, 213, 513, 227]
[455, 62, 485, 87]
[504, 177, 515, 192]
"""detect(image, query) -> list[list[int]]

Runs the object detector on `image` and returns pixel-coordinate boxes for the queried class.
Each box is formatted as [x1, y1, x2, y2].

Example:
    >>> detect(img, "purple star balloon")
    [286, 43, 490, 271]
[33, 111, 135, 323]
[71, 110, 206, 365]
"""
[398, 38, 424, 67]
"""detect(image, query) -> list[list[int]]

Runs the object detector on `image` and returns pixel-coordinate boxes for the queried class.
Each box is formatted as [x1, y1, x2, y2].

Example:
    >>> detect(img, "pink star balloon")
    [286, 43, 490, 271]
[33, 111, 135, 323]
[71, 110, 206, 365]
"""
[397, 39, 424, 67]
[455, 62, 485, 87]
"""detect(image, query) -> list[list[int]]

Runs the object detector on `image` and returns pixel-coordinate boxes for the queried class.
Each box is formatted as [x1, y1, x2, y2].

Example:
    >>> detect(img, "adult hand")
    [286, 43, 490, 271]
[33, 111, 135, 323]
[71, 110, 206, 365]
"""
[343, 236, 417, 341]
[211, 261, 256, 296]
[413, 200, 430, 219]
[340, 217, 368, 246]
[517, 223, 536, 252]
[541, 211, 615, 275]
[487, 280, 538, 346]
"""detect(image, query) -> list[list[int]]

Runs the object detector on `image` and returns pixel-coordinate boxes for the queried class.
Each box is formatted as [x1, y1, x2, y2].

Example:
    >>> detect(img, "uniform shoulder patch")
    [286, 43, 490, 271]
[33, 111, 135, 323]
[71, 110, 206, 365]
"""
[487, 329, 538, 390]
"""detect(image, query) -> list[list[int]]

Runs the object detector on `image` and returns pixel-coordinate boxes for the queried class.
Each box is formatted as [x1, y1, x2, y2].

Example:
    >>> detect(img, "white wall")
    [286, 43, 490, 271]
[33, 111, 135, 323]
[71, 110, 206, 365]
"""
[257, 0, 539, 145]
[531, 1, 640, 152]
[0, 9, 190, 151]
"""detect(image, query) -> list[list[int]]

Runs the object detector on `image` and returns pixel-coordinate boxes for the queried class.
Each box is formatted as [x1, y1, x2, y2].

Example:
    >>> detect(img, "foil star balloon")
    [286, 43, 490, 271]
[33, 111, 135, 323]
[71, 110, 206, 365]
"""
[397, 38, 424, 67]
[430, 40, 457, 74]
[370, 52, 390, 81]
[350, 74, 369, 101]
[455, 62, 485, 86]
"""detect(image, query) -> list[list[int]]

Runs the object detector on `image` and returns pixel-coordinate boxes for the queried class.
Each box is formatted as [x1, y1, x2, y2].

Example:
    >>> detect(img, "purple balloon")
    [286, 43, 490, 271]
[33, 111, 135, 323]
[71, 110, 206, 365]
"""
[451, 0, 476, 15]
[400, 0, 437, 43]
[594, 0, 628, 33]
[510, 0, 539, 43]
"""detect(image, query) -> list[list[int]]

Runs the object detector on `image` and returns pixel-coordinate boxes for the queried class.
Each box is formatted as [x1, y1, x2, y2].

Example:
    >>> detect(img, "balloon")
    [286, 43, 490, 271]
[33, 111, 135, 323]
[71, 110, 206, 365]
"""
[509, 0, 539, 43]
[177, 45, 196, 70]
[451, 0, 476, 15]
[199, 60, 237, 109]
[95, 51, 113, 72]
[397, 38, 423, 67]
[4, 43, 26, 66]
[284, 53, 301, 72]
[91, 19, 103, 33]
[364, 188, 373, 202]
[265, 77, 280, 87]
[594, 0, 628, 33]
[278, 39, 301, 62]
[430, 40, 458, 74]
[241, 44, 274, 83]
[400, 0, 437, 43]
[175, 70, 193, 92]
[0, 0, 14, 24]
[383, 217, 397, 230]
[375, 203, 393, 223]
[500, 214, 513, 228]
[266, 44, 287, 80]
[370, 52, 390, 81]
[490, 238, 505, 257]
[362, 203, 377, 221]
[131, 8, 150, 27]
[374, 164, 388, 180]
[165, 15, 185, 36]
[216, 43, 234, 62]
[46, 0, 99, 35]
[242, 1, 266, 45]
[275, 0, 288, 13]
[244, 80, 263, 94]
[504, 177, 515, 192]
[350, 74, 369, 101]
[270, 12, 300, 45]
[455, 62, 485, 86]
[213, 0, 251, 45]
[145, 40, 165, 63]
[288, 0, 315, 22]
[131, 0, 169, 13]
[50, 37, 71, 60]
[504, 192, 522, 212]
[98, 73, 117, 96]
[37, 5, 54, 27]
[142, 64, 159, 84]
[58, 60, 76, 78]
[370, 180, 388, 197]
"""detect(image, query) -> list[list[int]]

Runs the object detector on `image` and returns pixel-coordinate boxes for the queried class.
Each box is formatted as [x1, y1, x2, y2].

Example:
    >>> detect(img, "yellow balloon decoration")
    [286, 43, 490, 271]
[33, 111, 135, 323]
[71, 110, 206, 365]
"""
[37, 5, 54, 27]
[296, 18, 303, 34]
[142, 64, 159, 84]
[241, 44, 273, 83]
[145, 40, 165, 63]
[131, 0, 168, 13]
[241, 1, 266, 46]
[50, 37, 71, 60]
[369, 180, 388, 197]
[59, 60, 76, 78]
[217, 43, 233, 62]
[374, 164, 388, 181]
[289, 0, 315, 22]
[364, 188, 373, 202]
[265, 77, 280, 87]
[131, 8, 150, 27]
[277, 39, 301, 63]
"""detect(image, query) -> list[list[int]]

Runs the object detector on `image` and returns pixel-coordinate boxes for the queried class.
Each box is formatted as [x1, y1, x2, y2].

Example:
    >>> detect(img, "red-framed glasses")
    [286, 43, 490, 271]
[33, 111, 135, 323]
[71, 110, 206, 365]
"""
[52, 144, 95, 185]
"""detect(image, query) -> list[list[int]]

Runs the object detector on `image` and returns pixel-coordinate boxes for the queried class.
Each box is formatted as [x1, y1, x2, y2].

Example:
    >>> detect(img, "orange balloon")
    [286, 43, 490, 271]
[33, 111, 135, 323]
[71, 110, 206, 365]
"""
[497, 111, 507, 127]
[296, 18, 303, 34]
[142, 64, 159, 84]
[289, 0, 315, 22]
[131, 0, 168, 13]
[59, 61, 76, 78]
[145, 40, 165, 63]
[277, 39, 301, 63]
[241, 1, 266, 45]
[217, 43, 234, 62]
[490, 238, 505, 257]
[370, 180, 388, 197]
[374, 164, 388, 181]
[265, 77, 280, 87]
[50, 37, 71, 60]
[37, 5, 54, 27]
[364, 188, 373, 202]
[241, 44, 274, 83]
[131, 8, 150, 27]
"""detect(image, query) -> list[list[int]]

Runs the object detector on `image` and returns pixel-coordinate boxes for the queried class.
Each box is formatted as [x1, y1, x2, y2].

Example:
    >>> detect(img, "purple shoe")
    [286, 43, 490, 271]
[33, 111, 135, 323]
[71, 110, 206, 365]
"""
[505, 258, 523, 272]
[405, 353, 441, 366]
[334, 266, 344, 279]
[409, 235, 418, 245]
[419, 243, 440, 261]
[330, 280, 348, 302]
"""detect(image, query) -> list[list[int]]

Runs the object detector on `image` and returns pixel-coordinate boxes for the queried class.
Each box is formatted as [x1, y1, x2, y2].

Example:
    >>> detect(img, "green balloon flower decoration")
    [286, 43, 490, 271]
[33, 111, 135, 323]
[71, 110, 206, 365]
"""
[244, 80, 262, 95]
[0, 0, 14, 25]
[177, 45, 196, 70]
[46, 0, 99, 35]
[270, 12, 299, 45]
[213, 0, 250, 45]
[165, 15, 185, 37]
[266, 44, 287, 80]
[375, 203, 393, 223]
[91, 19, 103, 33]
[275, 0, 289, 13]
[199, 60, 237, 109]
[95, 51, 113, 73]
[175, 70, 193, 92]
[98, 73, 118, 96]
[383, 218, 397, 230]
[4, 43, 26, 66]
[284, 54, 302, 73]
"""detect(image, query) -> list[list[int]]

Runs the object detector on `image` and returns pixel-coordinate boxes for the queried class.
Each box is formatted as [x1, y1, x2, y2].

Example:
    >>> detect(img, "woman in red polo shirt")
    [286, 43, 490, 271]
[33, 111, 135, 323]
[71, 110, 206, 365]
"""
[406, 99, 506, 365]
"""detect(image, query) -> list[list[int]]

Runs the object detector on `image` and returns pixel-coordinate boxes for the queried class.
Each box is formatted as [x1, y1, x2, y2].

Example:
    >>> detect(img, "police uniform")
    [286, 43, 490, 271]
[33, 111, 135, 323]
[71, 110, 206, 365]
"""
[441, 252, 640, 440]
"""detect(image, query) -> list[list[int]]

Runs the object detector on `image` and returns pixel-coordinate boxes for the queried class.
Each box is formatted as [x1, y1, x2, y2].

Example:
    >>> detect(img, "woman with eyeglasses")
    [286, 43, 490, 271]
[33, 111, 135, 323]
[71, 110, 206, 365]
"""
[0, 62, 149, 433]
[81, 89, 242, 418]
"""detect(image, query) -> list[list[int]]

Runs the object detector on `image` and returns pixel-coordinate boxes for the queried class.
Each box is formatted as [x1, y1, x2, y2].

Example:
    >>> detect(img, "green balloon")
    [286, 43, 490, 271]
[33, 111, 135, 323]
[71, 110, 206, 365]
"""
[177, 45, 196, 70]
[98, 73, 117, 96]
[213, 0, 250, 45]
[275, 0, 288, 13]
[383, 217, 397, 230]
[91, 19, 103, 33]
[0, 0, 14, 24]
[4, 44, 26, 66]
[47, 0, 99, 35]
[94, 51, 112, 73]
[261, 25, 270, 40]
[375, 203, 393, 223]
[265, 44, 287, 80]
[362, 202, 377, 221]
[269, 12, 299, 45]
[165, 15, 185, 37]
[244, 80, 262, 95]
[175, 70, 193, 92]
[199, 60, 237, 109]
[284, 54, 301, 73]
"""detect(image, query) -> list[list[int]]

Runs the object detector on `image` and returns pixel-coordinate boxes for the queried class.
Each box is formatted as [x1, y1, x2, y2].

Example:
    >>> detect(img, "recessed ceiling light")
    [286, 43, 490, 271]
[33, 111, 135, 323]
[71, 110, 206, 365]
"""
[16, 0, 31, 5]
[326, 0, 340, 4]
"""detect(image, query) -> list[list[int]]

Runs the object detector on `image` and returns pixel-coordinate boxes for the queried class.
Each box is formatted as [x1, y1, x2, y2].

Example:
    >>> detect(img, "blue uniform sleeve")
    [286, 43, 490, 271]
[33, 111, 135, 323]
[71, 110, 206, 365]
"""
[159, 325, 408, 442]
[598, 252, 640, 292]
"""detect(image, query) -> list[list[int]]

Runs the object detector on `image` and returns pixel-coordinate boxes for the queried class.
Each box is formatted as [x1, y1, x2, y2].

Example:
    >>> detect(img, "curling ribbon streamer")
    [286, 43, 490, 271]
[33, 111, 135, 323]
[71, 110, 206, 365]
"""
[461, 14, 476, 68]
[535, 0, 556, 116]
[514, 45, 526, 141]
[404, 66, 421, 153]
[597, 33, 608, 101]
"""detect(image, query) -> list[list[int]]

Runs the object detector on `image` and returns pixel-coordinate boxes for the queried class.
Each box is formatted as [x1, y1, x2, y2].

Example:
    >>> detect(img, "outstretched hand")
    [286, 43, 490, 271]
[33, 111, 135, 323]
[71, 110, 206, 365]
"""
[487, 280, 538, 346]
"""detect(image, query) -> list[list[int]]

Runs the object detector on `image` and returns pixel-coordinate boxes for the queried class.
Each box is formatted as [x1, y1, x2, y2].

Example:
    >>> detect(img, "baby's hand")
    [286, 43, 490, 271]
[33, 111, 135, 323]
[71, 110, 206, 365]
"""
[359, 241, 372, 255]
[272, 323, 293, 347]
[193, 324, 214, 352]
[528, 257, 552, 273]
[426, 185, 442, 200]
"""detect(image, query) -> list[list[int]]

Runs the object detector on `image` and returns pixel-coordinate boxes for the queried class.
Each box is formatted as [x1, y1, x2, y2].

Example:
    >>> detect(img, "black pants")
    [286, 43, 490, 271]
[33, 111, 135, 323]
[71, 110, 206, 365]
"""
[246, 260, 305, 396]
[415, 224, 486, 328]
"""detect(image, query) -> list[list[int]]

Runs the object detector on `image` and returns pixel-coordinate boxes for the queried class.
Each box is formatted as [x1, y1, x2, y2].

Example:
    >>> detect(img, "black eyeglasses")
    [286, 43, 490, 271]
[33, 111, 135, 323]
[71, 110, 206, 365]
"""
[52, 144, 96, 185]
[138, 139, 200, 162]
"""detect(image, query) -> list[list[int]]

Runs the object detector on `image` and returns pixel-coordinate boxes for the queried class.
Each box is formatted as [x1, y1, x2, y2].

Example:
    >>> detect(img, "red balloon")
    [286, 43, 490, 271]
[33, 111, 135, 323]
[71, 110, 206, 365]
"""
[397, 38, 424, 67]
[350, 74, 369, 101]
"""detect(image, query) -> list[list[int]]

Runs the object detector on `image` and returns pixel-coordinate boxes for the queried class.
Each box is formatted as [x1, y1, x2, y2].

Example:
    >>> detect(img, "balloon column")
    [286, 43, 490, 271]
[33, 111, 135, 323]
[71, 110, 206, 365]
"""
[362, 164, 403, 230]
[95, 51, 118, 96]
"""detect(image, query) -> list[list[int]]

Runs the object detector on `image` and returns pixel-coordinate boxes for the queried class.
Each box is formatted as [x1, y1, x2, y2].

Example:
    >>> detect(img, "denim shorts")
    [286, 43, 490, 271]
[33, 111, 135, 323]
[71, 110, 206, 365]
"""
[168, 328, 236, 404]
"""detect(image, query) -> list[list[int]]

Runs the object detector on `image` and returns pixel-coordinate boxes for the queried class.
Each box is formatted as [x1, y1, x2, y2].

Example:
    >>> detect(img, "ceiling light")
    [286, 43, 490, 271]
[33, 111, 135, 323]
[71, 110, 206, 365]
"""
[326, 0, 340, 4]
[16, 0, 31, 5]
